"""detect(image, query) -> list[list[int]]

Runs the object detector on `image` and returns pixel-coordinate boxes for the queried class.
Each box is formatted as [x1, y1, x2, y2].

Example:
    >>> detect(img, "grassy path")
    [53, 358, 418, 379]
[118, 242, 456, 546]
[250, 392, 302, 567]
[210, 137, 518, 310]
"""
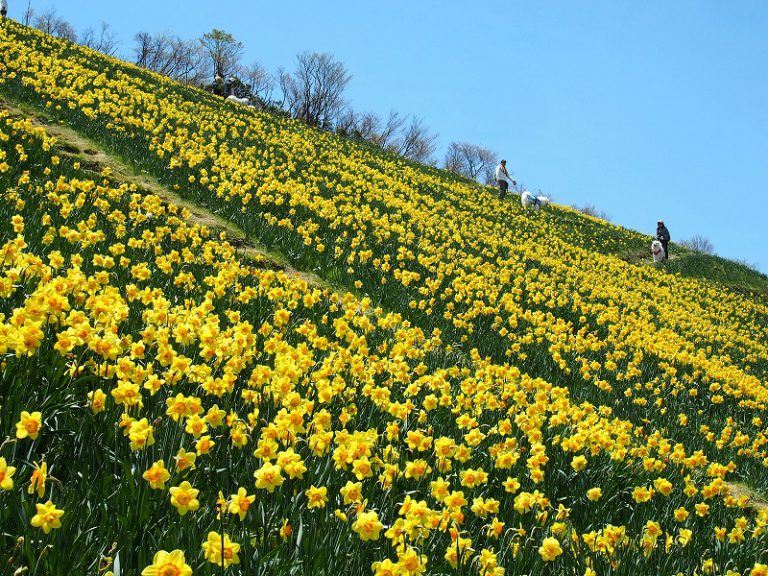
[1, 97, 336, 291]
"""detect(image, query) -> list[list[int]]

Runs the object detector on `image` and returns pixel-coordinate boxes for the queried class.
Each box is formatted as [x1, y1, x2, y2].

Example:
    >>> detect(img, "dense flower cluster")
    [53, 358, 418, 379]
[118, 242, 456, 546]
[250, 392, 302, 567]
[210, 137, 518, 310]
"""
[1, 19, 767, 576]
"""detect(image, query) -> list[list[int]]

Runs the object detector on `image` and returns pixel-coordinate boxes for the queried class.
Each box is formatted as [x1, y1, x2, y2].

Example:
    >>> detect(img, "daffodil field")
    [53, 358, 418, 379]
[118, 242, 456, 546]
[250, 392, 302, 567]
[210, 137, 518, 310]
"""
[1, 19, 768, 576]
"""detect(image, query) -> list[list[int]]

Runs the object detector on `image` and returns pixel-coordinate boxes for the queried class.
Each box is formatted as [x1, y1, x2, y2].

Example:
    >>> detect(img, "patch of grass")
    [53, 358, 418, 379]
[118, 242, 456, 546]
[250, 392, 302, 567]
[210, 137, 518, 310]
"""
[660, 252, 768, 296]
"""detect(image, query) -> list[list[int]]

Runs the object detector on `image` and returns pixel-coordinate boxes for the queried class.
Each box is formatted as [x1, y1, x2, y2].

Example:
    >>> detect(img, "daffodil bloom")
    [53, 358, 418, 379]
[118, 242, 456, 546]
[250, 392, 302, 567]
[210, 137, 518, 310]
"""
[728, 527, 745, 544]
[459, 467, 487, 488]
[571, 455, 587, 471]
[16, 410, 42, 440]
[28, 461, 47, 498]
[254, 462, 283, 493]
[372, 559, 399, 576]
[653, 477, 673, 496]
[487, 518, 505, 539]
[169, 481, 200, 515]
[678, 528, 693, 546]
[674, 507, 690, 522]
[206, 405, 226, 427]
[174, 448, 196, 472]
[632, 486, 654, 503]
[503, 477, 521, 494]
[586, 487, 602, 501]
[478, 548, 499, 571]
[444, 536, 474, 568]
[143, 460, 171, 490]
[128, 418, 155, 450]
[396, 547, 426, 576]
[88, 388, 107, 413]
[202, 531, 240, 568]
[141, 550, 192, 576]
[195, 435, 215, 456]
[30, 500, 64, 533]
[0, 457, 17, 490]
[181, 413, 207, 438]
[429, 477, 450, 502]
[645, 520, 663, 538]
[305, 485, 328, 509]
[352, 510, 383, 541]
[351, 457, 373, 480]
[228, 487, 255, 520]
[340, 480, 363, 504]
[280, 519, 292, 541]
[539, 536, 563, 561]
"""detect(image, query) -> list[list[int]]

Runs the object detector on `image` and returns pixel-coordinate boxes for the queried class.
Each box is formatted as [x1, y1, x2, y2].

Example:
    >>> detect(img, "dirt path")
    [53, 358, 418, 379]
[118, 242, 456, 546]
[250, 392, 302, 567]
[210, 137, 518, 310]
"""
[1, 97, 331, 289]
[727, 482, 768, 514]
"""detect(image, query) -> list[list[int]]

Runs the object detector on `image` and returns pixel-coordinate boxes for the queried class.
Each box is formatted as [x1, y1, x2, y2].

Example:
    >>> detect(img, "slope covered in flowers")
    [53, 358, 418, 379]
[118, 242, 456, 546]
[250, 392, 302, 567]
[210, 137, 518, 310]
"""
[1, 20, 767, 576]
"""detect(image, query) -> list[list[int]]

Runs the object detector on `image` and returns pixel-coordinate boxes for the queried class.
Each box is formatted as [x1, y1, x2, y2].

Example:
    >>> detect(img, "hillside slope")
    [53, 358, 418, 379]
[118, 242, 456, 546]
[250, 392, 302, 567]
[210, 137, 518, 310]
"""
[1, 20, 768, 576]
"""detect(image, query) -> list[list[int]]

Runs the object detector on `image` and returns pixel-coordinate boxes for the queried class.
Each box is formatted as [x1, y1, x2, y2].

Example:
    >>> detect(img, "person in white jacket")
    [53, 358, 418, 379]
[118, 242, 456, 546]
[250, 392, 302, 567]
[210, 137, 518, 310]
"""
[495, 159, 516, 200]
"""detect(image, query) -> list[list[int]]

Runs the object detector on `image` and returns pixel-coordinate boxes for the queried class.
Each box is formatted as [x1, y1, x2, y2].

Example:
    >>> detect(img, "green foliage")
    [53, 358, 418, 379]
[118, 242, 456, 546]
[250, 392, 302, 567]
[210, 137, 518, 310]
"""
[660, 253, 768, 296]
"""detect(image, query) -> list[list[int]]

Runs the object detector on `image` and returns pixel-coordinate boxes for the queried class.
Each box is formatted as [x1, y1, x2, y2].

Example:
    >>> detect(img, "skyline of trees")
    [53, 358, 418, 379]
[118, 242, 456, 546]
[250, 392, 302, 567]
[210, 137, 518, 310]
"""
[18, 8, 450, 167]
[19, 7, 548, 183]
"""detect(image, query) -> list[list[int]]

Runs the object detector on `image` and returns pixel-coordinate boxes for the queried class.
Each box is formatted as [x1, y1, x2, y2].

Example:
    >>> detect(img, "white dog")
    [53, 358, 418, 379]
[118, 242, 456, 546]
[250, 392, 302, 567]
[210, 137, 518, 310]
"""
[520, 190, 550, 211]
[226, 94, 253, 107]
[651, 240, 665, 262]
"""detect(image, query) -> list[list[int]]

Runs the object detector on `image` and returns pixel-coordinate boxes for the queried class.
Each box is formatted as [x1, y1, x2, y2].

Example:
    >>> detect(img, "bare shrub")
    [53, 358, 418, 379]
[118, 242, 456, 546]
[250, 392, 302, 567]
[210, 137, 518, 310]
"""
[279, 52, 351, 128]
[573, 203, 610, 221]
[80, 22, 119, 56]
[444, 142, 497, 184]
[680, 234, 715, 255]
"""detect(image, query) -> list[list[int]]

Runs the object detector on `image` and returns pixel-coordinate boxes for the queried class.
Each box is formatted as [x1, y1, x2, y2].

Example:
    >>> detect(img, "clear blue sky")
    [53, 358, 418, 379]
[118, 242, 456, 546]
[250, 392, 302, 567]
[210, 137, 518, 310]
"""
[13, 0, 768, 271]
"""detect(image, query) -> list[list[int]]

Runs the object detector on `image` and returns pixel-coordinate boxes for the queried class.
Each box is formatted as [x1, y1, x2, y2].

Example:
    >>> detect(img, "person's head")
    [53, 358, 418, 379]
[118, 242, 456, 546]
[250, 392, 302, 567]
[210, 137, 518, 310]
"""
[657, 220, 664, 227]
[500, 160, 506, 166]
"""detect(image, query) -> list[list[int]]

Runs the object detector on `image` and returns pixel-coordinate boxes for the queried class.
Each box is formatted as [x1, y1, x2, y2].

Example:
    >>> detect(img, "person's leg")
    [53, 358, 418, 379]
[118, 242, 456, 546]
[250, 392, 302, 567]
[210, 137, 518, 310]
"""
[498, 180, 508, 200]
[662, 240, 669, 259]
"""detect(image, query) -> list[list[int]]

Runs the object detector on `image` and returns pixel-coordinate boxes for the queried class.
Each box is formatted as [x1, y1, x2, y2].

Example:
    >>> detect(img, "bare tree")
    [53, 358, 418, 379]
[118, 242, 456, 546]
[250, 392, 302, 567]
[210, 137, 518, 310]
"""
[134, 32, 206, 85]
[169, 37, 207, 85]
[80, 22, 119, 56]
[242, 62, 274, 103]
[680, 234, 715, 254]
[334, 108, 362, 137]
[396, 116, 438, 164]
[134, 32, 156, 68]
[279, 51, 351, 128]
[33, 10, 55, 34]
[57, 22, 77, 42]
[199, 29, 243, 79]
[335, 108, 405, 150]
[34, 8, 77, 42]
[374, 110, 406, 150]
[176, 41, 207, 85]
[444, 141, 497, 183]
[23, 1, 34, 26]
